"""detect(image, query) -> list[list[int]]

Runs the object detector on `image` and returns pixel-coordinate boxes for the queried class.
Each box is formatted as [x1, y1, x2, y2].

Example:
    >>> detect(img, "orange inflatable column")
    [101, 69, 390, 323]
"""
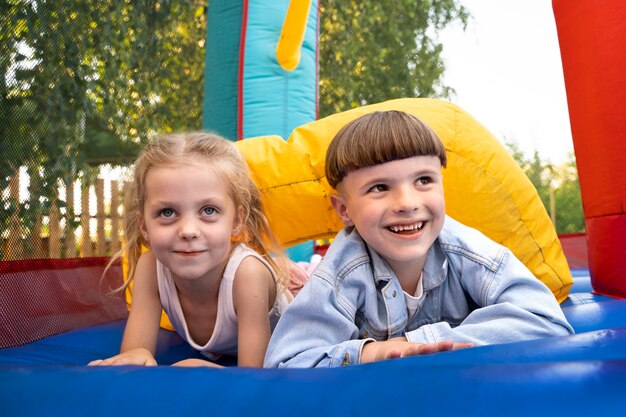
[553, 0, 626, 297]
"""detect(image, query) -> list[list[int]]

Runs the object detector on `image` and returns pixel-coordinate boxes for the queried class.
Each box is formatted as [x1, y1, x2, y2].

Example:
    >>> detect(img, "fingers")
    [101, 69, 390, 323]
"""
[87, 352, 157, 366]
[400, 340, 472, 357]
[383, 349, 402, 360]
[88, 356, 125, 366]
[366, 339, 476, 363]
[87, 356, 121, 366]
[402, 341, 451, 356]
[452, 342, 475, 350]
[429, 340, 455, 353]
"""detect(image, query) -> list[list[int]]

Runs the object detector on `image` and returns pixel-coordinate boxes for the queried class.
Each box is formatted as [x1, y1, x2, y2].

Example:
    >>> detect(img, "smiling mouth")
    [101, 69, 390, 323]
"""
[173, 250, 205, 255]
[388, 221, 424, 234]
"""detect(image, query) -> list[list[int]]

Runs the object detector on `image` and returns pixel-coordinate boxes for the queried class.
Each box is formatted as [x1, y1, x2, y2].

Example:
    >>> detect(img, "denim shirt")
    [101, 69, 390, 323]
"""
[264, 216, 574, 368]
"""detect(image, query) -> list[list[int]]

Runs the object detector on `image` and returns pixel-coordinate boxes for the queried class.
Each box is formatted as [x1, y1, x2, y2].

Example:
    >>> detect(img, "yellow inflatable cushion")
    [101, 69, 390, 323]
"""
[236, 98, 572, 302]
[130, 97, 571, 330]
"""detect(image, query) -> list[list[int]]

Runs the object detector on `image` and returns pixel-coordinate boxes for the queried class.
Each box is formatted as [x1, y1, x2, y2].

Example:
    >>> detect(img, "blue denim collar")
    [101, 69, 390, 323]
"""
[353, 228, 448, 292]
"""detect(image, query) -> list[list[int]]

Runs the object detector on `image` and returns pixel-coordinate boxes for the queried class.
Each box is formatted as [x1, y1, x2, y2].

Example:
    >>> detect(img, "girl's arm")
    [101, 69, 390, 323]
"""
[232, 256, 276, 368]
[88, 252, 162, 366]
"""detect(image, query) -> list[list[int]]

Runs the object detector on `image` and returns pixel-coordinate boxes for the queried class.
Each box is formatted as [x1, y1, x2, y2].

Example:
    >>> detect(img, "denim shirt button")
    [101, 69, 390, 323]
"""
[392, 290, 397, 298]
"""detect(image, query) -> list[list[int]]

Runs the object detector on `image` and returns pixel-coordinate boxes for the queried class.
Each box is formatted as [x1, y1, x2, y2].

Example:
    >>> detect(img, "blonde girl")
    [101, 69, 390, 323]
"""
[89, 132, 291, 367]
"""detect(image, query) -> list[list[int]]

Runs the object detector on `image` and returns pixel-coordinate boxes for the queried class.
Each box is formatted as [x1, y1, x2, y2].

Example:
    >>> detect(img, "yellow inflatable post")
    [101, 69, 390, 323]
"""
[237, 98, 573, 302]
[276, 0, 313, 71]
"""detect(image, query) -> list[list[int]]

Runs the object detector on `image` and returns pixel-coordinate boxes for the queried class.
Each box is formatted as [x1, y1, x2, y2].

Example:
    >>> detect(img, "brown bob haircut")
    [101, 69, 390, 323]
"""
[324, 110, 447, 189]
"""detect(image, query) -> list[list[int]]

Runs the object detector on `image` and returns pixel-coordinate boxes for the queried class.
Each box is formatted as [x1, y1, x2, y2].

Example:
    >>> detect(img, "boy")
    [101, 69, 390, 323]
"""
[264, 110, 574, 368]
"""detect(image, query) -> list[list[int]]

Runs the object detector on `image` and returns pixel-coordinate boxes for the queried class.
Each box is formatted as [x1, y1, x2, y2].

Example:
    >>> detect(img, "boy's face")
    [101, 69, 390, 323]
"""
[330, 156, 445, 277]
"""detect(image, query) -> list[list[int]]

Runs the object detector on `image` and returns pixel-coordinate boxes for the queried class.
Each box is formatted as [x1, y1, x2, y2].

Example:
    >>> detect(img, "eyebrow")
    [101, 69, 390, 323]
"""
[364, 167, 440, 183]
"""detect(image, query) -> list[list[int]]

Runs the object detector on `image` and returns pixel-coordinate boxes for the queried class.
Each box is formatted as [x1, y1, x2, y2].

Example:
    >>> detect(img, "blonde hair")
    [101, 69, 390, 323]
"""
[108, 132, 289, 292]
[325, 110, 447, 189]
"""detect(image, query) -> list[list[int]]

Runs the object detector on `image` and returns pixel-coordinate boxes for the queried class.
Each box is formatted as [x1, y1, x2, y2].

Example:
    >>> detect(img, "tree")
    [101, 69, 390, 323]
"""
[554, 155, 584, 233]
[1, 0, 207, 258]
[3, 0, 469, 258]
[319, 0, 469, 117]
[505, 141, 584, 234]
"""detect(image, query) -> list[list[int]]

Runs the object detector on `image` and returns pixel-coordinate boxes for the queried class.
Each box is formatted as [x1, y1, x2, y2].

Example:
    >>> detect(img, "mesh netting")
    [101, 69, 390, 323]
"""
[1, 1, 206, 262]
[0, 257, 127, 348]
[1, 2, 206, 346]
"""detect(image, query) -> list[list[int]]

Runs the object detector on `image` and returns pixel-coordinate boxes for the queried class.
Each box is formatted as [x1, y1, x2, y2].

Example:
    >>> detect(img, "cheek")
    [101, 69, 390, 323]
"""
[437, 195, 446, 214]
[427, 190, 446, 211]
[347, 206, 375, 228]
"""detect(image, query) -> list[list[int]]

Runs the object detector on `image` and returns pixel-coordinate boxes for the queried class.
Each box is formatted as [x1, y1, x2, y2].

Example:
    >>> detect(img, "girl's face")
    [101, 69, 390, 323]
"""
[140, 161, 242, 283]
[330, 156, 445, 282]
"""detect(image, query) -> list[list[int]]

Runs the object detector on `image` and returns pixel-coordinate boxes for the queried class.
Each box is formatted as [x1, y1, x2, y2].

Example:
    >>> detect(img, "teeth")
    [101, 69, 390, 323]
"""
[389, 222, 424, 232]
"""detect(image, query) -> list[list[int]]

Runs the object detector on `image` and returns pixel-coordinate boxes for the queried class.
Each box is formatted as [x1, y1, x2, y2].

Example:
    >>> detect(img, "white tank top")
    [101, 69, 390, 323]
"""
[157, 244, 289, 360]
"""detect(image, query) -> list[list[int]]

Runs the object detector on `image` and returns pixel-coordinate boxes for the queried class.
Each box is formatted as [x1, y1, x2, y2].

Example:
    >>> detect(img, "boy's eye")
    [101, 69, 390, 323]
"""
[369, 184, 388, 193]
[416, 176, 432, 185]
[159, 208, 175, 218]
[202, 206, 217, 216]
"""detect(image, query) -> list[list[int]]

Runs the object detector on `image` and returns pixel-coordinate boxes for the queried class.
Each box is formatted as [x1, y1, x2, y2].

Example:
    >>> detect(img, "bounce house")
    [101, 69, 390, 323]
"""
[2, 0, 626, 415]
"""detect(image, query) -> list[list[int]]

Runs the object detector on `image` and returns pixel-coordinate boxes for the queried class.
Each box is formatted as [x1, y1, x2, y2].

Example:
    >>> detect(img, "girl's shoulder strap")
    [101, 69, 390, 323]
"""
[223, 244, 277, 284]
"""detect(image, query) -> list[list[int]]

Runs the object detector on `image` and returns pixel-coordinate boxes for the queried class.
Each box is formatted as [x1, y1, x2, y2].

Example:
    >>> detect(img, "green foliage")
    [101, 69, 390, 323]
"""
[554, 157, 585, 233]
[1, 0, 207, 256]
[318, 0, 468, 117]
[505, 141, 584, 234]
[3, 0, 473, 259]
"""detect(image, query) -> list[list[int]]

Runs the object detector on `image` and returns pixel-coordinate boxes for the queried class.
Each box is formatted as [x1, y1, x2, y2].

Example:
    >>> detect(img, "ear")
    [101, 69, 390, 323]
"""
[139, 214, 150, 242]
[231, 205, 245, 237]
[330, 193, 354, 226]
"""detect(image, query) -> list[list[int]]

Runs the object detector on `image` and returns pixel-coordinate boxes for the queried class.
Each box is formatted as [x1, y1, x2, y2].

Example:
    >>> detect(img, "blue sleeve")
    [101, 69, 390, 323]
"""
[264, 275, 373, 368]
[406, 250, 574, 345]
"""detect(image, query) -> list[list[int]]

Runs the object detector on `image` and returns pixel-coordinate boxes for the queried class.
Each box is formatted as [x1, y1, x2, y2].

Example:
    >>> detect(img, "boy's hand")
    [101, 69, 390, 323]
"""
[88, 347, 157, 366]
[360, 337, 473, 363]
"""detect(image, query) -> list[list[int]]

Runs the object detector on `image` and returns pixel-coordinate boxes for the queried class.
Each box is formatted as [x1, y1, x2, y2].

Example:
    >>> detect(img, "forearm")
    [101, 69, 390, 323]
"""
[415, 249, 575, 346]
[120, 317, 159, 354]
[406, 302, 573, 345]
[264, 275, 368, 368]
[265, 338, 371, 368]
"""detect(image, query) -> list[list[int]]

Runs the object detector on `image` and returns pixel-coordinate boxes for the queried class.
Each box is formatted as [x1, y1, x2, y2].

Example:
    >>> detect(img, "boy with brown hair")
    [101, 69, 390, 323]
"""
[265, 111, 573, 368]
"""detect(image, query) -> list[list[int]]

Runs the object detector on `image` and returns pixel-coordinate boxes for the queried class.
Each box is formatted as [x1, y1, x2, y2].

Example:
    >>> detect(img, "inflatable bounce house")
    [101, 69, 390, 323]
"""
[2, 0, 626, 415]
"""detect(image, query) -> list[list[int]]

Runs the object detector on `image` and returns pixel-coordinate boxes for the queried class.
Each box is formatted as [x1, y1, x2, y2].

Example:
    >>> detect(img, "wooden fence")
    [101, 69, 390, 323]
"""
[2, 172, 127, 261]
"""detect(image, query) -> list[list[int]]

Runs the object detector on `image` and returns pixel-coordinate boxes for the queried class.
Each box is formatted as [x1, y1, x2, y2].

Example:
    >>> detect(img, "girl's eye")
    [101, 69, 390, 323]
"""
[159, 208, 175, 218]
[203, 207, 217, 216]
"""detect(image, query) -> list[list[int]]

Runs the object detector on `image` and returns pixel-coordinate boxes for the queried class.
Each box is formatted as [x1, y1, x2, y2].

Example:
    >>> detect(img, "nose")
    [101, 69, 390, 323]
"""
[178, 216, 200, 240]
[393, 185, 419, 213]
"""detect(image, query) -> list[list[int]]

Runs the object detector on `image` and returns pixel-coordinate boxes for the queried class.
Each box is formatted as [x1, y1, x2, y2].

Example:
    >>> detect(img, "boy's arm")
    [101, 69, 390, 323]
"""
[405, 251, 574, 345]
[264, 275, 373, 368]
[264, 274, 472, 368]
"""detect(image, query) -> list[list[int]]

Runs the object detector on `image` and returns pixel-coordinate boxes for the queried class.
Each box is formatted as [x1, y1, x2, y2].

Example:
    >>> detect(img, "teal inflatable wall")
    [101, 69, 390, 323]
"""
[202, 0, 319, 260]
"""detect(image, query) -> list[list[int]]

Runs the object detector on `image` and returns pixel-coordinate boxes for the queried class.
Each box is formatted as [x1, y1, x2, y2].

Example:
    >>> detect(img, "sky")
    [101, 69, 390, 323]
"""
[439, 0, 574, 164]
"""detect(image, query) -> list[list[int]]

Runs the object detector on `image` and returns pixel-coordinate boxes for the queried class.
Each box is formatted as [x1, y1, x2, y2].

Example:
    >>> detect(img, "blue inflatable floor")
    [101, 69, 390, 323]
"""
[2, 270, 626, 417]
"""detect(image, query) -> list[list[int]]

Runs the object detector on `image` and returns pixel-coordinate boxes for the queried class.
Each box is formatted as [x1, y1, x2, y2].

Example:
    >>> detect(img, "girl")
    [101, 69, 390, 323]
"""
[89, 132, 292, 367]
